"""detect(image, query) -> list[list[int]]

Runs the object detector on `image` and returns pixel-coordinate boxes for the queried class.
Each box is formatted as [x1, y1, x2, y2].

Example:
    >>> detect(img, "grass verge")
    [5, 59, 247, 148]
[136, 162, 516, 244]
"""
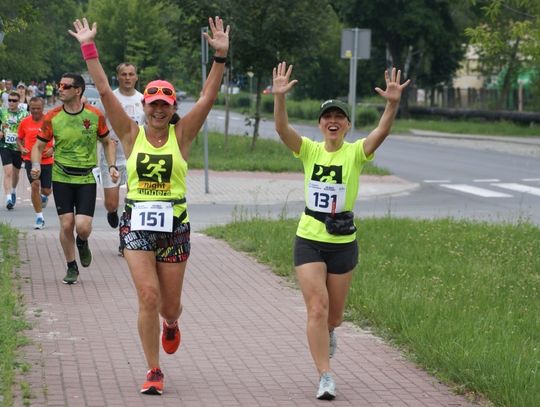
[188, 132, 389, 175]
[0, 223, 29, 406]
[204, 216, 540, 407]
[390, 118, 540, 137]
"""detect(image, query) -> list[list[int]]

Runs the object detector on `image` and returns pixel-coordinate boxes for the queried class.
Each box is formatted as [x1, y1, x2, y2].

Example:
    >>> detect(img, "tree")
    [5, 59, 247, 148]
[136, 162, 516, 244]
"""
[0, 0, 81, 82]
[465, 0, 540, 109]
[333, 0, 466, 116]
[86, 0, 184, 87]
[223, 0, 339, 148]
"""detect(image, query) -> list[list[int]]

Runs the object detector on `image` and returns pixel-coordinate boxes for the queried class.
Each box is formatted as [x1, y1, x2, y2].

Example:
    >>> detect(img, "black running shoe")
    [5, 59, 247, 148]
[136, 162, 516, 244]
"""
[107, 210, 119, 228]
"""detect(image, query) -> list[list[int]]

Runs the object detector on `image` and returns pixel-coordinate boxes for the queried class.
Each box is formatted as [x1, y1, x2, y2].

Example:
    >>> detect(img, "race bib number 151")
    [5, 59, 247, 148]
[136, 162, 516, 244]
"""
[131, 202, 174, 232]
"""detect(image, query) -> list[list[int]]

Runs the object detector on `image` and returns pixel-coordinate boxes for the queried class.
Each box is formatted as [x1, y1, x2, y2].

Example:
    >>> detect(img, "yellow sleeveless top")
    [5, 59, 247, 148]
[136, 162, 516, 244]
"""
[126, 125, 188, 219]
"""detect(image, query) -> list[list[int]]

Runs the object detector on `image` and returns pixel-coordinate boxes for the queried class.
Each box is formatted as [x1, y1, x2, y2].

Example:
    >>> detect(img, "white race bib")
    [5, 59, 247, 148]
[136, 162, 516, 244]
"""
[92, 167, 102, 185]
[131, 202, 174, 232]
[5, 132, 17, 144]
[306, 181, 346, 214]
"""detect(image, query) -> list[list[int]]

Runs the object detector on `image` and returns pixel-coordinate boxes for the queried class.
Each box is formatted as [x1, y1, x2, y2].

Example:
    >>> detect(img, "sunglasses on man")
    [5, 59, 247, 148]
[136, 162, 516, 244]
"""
[59, 83, 78, 90]
[8, 99, 19, 103]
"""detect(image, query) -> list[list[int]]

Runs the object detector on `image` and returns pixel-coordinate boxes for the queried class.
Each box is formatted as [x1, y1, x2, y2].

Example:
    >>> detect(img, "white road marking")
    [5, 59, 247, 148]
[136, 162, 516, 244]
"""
[424, 180, 450, 183]
[473, 179, 500, 183]
[440, 184, 512, 198]
[522, 178, 540, 182]
[493, 183, 540, 197]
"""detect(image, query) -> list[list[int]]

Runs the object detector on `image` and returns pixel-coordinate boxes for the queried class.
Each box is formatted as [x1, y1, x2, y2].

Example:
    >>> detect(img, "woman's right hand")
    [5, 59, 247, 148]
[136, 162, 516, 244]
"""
[272, 62, 298, 95]
[68, 17, 97, 44]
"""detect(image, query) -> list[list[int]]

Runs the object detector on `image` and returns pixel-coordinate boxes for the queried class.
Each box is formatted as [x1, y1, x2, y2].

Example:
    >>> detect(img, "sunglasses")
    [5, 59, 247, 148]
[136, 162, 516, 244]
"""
[59, 83, 77, 90]
[144, 86, 175, 97]
[8, 99, 19, 103]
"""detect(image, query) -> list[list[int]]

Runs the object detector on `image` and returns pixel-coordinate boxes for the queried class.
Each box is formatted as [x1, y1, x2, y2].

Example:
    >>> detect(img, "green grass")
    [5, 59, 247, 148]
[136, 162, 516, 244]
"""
[389, 118, 540, 137]
[0, 223, 29, 406]
[188, 132, 389, 175]
[204, 217, 540, 407]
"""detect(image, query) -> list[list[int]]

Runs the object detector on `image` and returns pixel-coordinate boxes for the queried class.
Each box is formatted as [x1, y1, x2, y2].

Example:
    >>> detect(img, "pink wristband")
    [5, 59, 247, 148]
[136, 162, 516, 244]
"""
[81, 42, 99, 60]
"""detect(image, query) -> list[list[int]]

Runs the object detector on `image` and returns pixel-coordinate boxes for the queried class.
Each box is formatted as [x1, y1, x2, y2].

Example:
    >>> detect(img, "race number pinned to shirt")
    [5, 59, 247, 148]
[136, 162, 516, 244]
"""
[5, 132, 17, 144]
[306, 181, 346, 214]
[92, 167, 102, 185]
[131, 201, 174, 232]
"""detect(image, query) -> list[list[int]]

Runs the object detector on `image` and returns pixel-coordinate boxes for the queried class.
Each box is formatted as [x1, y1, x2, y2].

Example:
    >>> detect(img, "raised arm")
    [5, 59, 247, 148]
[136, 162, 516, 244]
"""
[179, 17, 230, 149]
[68, 18, 138, 143]
[363, 67, 410, 156]
[272, 62, 301, 154]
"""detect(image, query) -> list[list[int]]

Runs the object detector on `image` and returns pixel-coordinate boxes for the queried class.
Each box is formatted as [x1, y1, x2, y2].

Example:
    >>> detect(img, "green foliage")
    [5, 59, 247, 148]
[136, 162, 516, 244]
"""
[205, 217, 540, 407]
[187, 132, 388, 174]
[464, 0, 540, 107]
[223, 0, 341, 141]
[392, 118, 540, 136]
[355, 105, 379, 126]
[0, 224, 28, 406]
[188, 132, 302, 172]
[87, 0, 184, 87]
[0, 0, 81, 82]
[334, 0, 466, 89]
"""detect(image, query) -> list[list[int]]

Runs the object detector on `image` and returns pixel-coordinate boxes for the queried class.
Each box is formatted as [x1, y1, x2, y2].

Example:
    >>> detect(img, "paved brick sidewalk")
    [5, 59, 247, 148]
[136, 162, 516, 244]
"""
[15, 230, 475, 407]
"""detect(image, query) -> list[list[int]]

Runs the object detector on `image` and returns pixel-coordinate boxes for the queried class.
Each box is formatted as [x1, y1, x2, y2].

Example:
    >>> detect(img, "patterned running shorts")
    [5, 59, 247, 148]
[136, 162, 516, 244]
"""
[119, 211, 190, 263]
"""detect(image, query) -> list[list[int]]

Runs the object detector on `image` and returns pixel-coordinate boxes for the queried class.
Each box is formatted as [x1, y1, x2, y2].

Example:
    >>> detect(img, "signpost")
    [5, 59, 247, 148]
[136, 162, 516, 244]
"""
[341, 28, 371, 133]
[201, 27, 209, 193]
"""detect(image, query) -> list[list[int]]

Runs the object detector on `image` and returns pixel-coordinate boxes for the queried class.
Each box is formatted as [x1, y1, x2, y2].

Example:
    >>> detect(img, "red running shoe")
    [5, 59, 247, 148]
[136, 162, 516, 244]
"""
[162, 320, 181, 354]
[140, 368, 164, 395]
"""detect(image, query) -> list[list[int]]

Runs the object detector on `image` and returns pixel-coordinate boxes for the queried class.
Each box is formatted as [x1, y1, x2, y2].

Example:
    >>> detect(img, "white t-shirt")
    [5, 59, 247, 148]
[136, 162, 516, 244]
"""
[99, 88, 145, 166]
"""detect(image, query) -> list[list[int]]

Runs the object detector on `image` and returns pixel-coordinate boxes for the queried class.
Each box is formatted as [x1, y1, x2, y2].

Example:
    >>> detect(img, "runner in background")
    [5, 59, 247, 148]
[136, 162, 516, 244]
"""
[0, 91, 28, 209]
[98, 62, 145, 256]
[17, 97, 53, 229]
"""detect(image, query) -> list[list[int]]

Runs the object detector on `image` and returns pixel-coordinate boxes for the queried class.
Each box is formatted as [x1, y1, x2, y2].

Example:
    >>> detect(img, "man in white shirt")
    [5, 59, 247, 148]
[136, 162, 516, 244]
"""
[98, 63, 145, 254]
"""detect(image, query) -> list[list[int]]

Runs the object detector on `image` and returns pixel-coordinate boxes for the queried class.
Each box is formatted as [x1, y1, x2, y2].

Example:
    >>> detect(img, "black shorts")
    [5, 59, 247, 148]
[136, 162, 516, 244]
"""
[0, 148, 22, 169]
[24, 161, 52, 188]
[119, 210, 191, 263]
[294, 236, 358, 274]
[52, 181, 96, 216]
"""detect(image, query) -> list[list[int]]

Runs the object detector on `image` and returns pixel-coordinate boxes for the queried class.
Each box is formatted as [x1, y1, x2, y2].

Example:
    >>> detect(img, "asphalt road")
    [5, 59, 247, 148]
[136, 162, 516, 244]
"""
[180, 101, 540, 226]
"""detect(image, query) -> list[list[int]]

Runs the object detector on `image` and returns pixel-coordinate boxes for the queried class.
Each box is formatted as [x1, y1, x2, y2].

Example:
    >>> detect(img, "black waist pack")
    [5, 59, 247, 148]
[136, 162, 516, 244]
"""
[305, 208, 357, 235]
[56, 162, 94, 176]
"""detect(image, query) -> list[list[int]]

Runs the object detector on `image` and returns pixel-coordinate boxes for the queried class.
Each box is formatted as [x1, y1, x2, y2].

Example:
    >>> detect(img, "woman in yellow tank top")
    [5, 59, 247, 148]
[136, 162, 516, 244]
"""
[70, 16, 229, 395]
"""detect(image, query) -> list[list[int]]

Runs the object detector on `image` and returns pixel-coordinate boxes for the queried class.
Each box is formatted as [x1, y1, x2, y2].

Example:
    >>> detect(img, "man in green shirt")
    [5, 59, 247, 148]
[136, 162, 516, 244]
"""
[31, 73, 118, 284]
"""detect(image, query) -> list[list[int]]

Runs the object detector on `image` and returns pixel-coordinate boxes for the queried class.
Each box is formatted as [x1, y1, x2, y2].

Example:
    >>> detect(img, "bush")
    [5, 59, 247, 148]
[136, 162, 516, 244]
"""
[356, 106, 379, 127]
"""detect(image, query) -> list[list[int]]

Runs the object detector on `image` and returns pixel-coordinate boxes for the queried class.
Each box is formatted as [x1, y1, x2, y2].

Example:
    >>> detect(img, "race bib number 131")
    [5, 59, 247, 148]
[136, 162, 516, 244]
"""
[131, 202, 174, 232]
[306, 181, 346, 213]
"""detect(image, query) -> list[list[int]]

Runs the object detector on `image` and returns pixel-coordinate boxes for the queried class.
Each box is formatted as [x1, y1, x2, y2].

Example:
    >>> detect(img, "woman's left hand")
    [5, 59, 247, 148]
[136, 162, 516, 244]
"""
[375, 67, 411, 104]
[204, 16, 230, 56]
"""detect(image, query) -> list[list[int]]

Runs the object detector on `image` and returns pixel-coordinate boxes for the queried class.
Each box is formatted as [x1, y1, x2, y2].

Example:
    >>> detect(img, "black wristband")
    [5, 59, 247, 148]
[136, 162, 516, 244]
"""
[213, 55, 227, 64]
[109, 165, 118, 171]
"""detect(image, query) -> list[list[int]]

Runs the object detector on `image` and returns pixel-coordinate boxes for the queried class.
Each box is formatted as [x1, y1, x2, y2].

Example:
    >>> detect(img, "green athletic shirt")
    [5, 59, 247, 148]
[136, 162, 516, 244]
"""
[294, 136, 374, 243]
[37, 104, 109, 184]
[0, 108, 29, 151]
[126, 125, 188, 219]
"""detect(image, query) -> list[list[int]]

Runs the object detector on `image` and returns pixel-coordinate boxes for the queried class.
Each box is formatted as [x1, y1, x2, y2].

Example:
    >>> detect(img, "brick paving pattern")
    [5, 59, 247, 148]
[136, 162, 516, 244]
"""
[15, 229, 476, 406]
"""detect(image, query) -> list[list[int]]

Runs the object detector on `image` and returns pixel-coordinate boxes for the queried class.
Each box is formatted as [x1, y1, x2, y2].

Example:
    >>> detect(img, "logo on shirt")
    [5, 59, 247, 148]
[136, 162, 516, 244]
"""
[136, 153, 173, 197]
[82, 119, 91, 130]
[311, 164, 342, 184]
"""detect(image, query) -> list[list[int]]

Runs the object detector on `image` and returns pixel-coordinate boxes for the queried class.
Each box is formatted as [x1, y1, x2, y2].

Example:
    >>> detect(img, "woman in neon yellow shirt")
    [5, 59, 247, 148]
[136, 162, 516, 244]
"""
[272, 61, 410, 400]
[70, 16, 229, 396]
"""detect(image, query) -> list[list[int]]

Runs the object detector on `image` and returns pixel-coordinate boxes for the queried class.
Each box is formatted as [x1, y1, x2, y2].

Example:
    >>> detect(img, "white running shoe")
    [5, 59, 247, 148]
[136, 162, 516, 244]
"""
[34, 217, 45, 230]
[316, 372, 336, 400]
[329, 329, 337, 358]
